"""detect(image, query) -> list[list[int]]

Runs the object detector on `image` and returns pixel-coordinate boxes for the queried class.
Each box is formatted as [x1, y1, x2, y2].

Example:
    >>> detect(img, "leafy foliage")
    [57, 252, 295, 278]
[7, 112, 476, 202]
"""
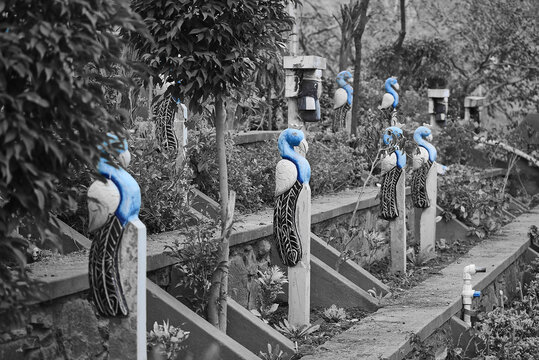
[322, 305, 348, 323]
[369, 39, 451, 90]
[129, 0, 294, 112]
[0, 0, 147, 321]
[167, 222, 220, 316]
[251, 266, 288, 323]
[469, 274, 539, 359]
[147, 320, 190, 360]
[259, 343, 289, 360]
[435, 121, 478, 166]
[437, 165, 514, 239]
[130, 139, 194, 234]
[188, 126, 367, 212]
[273, 319, 321, 343]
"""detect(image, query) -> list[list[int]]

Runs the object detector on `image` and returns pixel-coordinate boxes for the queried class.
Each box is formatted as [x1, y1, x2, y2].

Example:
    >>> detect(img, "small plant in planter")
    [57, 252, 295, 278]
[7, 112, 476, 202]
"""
[252, 266, 288, 323]
[273, 319, 321, 343]
[259, 343, 289, 360]
[147, 320, 189, 360]
[322, 305, 347, 323]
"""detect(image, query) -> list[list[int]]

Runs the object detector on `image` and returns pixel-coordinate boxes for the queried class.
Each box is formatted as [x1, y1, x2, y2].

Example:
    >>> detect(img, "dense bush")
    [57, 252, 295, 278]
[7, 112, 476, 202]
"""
[437, 165, 514, 238]
[467, 262, 539, 359]
[130, 139, 193, 234]
[188, 127, 367, 213]
[435, 120, 478, 165]
[368, 39, 451, 91]
[0, 0, 147, 323]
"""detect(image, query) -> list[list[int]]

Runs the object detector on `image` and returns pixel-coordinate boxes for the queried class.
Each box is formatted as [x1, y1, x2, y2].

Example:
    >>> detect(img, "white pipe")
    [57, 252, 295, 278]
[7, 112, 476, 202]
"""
[462, 264, 486, 326]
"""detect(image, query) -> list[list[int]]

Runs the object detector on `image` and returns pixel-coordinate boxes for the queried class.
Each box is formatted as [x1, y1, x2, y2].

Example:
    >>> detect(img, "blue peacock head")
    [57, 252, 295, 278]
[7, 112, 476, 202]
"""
[93, 133, 140, 227]
[278, 128, 311, 184]
[414, 126, 437, 162]
[98, 133, 131, 168]
[336, 71, 353, 88]
[382, 126, 404, 147]
[385, 77, 399, 92]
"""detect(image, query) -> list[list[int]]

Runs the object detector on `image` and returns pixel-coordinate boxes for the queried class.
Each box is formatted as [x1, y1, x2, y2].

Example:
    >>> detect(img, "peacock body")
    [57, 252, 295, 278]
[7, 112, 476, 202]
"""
[153, 94, 178, 151]
[411, 126, 437, 209]
[88, 136, 141, 317]
[333, 71, 353, 132]
[273, 129, 310, 267]
[378, 77, 400, 126]
[379, 126, 406, 220]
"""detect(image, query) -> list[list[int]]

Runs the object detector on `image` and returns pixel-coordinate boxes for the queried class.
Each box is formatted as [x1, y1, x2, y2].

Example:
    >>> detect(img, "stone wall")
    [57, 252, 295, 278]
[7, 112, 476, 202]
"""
[0, 292, 135, 360]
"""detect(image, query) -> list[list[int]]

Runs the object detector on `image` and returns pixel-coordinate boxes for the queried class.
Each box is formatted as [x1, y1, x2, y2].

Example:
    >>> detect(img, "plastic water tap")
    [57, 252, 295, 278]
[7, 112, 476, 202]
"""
[462, 264, 486, 325]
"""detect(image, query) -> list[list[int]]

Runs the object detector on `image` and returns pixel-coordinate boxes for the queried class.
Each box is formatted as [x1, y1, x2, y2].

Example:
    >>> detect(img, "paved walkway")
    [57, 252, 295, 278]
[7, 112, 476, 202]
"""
[302, 207, 539, 360]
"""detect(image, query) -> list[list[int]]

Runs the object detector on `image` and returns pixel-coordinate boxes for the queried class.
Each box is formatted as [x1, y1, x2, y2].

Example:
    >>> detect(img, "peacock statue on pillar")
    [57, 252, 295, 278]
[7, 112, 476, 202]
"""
[378, 77, 400, 126]
[87, 134, 141, 317]
[273, 129, 310, 266]
[380, 126, 406, 220]
[411, 126, 437, 208]
[152, 78, 180, 151]
[333, 71, 354, 132]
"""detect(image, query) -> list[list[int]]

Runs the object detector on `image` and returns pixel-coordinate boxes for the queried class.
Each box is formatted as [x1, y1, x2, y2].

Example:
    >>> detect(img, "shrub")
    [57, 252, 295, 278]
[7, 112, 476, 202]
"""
[167, 221, 219, 316]
[435, 120, 478, 165]
[471, 274, 539, 359]
[368, 39, 451, 91]
[188, 126, 367, 213]
[0, 0, 147, 323]
[147, 320, 189, 360]
[252, 266, 288, 323]
[130, 139, 193, 234]
[437, 165, 512, 238]
[322, 305, 348, 323]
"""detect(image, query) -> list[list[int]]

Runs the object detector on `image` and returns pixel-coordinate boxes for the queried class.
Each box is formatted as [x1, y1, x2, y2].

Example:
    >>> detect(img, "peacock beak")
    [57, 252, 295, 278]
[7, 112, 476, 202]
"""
[118, 149, 131, 168]
[348, 77, 354, 84]
[393, 83, 400, 91]
[426, 134, 433, 142]
[298, 139, 308, 157]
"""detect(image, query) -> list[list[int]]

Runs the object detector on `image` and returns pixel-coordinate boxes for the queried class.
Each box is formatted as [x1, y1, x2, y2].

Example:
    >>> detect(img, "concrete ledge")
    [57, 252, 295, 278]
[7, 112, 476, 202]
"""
[234, 131, 281, 145]
[147, 280, 260, 360]
[311, 256, 380, 312]
[311, 233, 390, 296]
[189, 189, 221, 221]
[227, 298, 296, 356]
[435, 205, 471, 245]
[302, 207, 539, 360]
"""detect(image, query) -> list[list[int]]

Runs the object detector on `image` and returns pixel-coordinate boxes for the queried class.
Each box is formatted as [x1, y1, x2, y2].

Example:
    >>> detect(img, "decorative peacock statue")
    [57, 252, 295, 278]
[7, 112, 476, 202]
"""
[333, 71, 353, 132]
[411, 126, 437, 208]
[378, 77, 400, 126]
[380, 126, 406, 220]
[87, 135, 141, 317]
[152, 79, 179, 151]
[273, 129, 311, 266]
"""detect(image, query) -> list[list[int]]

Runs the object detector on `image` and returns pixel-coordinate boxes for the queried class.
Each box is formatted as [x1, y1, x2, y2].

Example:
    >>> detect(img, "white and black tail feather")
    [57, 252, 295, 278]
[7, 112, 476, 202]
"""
[412, 160, 432, 208]
[380, 166, 403, 220]
[89, 216, 129, 317]
[153, 95, 178, 151]
[273, 180, 303, 266]
[333, 103, 350, 132]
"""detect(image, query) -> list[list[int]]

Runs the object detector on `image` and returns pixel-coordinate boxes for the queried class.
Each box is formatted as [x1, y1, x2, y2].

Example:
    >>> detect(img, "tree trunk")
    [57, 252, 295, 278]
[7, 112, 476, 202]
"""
[214, 97, 229, 226]
[350, 0, 370, 136]
[207, 96, 232, 332]
[393, 0, 406, 51]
